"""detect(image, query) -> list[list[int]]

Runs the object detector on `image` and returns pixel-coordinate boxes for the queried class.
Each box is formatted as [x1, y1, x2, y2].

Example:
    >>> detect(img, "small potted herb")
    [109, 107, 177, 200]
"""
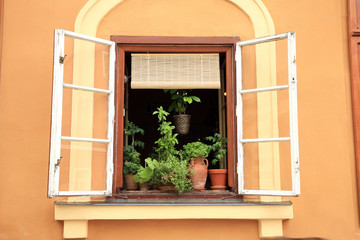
[164, 89, 200, 135]
[182, 141, 210, 190]
[205, 133, 228, 190]
[145, 107, 193, 194]
[123, 122, 144, 190]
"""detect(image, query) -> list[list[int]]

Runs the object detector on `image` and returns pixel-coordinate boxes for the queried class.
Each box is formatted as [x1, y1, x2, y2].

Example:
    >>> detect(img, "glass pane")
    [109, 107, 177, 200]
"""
[59, 141, 107, 191]
[243, 90, 290, 139]
[241, 39, 289, 90]
[63, 36, 110, 90]
[61, 88, 108, 139]
[243, 141, 292, 192]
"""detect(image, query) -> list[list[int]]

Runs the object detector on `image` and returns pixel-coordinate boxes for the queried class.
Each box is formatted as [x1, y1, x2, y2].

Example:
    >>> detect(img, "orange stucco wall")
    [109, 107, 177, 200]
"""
[0, 0, 359, 239]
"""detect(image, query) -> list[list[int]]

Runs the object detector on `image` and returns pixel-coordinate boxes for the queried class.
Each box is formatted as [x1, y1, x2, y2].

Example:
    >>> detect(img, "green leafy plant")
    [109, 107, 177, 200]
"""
[145, 107, 192, 194]
[205, 133, 227, 168]
[164, 89, 201, 115]
[123, 122, 145, 175]
[134, 157, 157, 184]
[182, 141, 210, 161]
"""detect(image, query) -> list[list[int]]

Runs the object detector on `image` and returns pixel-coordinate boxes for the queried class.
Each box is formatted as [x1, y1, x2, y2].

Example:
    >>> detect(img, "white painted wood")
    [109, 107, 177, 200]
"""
[242, 190, 297, 197]
[235, 44, 245, 194]
[236, 32, 300, 197]
[48, 29, 115, 197]
[63, 30, 113, 46]
[63, 83, 112, 94]
[237, 32, 289, 47]
[60, 136, 111, 144]
[288, 32, 300, 196]
[240, 137, 291, 143]
[58, 190, 110, 196]
[240, 85, 289, 94]
[48, 29, 65, 197]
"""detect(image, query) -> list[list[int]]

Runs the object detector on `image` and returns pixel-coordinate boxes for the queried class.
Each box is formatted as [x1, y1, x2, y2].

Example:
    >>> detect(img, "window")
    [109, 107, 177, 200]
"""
[48, 29, 299, 199]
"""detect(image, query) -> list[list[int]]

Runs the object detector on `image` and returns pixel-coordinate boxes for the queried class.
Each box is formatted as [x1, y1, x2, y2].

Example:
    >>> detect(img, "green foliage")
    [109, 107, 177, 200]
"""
[123, 122, 145, 175]
[147, 156, 192, 194]
[134, 157, 157, 184]
[146, 107, 193, 194]
[153, 107, 179, 161]
[182, 141, 210, 161]
[164, 89, 201, 115]
[205, 133, 227, 167]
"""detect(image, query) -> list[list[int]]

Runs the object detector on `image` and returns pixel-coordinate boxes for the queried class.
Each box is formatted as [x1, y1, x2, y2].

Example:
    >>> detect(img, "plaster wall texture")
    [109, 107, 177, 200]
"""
[0, 0, 357, 239]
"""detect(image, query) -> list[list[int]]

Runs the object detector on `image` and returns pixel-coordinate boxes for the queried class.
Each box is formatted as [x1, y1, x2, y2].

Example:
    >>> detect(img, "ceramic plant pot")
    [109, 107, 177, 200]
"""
[173, 114, 191, 135]
[139, 182, 149, 191]
[208, 169, 227, 190]
[124, 174, 139, 190]
[189, 157, 209, 190]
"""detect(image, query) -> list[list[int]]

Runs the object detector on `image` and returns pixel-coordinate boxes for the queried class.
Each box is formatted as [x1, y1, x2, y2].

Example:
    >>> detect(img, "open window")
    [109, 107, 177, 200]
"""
[48, 30, 299, 199]
[48, 29, 115, 197]
[236, 32, 300, 196]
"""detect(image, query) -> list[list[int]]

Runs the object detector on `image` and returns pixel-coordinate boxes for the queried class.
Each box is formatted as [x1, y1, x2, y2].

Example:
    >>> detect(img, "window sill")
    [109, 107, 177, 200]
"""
[54, 199, 293, 239]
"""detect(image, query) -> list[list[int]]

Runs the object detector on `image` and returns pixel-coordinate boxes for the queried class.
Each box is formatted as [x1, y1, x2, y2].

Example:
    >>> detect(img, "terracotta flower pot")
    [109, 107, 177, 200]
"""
[139, 182, 149, 191]
[124, 174, 139, 190]
[173, 114, 191, 135]
[209, 169, 227, 190]
[189, 157, 208, 190]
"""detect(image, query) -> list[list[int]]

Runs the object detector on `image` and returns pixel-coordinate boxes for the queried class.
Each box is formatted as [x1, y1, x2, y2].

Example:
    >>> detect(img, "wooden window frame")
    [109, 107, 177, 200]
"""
[349, 0, 360, 213]
[110, 36, 240, 197]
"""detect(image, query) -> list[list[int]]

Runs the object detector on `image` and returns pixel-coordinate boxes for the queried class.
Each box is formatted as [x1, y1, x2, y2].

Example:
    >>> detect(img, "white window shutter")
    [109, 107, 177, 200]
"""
[236, 32, 300, 197]
[48, 29, 115, 197]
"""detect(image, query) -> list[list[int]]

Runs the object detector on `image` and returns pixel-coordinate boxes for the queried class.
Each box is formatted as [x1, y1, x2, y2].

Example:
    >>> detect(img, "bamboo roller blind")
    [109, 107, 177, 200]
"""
[131, 53, 220, 89]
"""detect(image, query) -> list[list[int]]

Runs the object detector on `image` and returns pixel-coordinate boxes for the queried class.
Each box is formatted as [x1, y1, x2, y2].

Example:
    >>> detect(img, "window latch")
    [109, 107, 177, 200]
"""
[55, 156, 63, 168]
[59, 55, 67, 64]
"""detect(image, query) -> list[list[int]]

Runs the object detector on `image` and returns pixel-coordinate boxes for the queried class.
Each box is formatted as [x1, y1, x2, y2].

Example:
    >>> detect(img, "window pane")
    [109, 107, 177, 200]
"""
[243, 90, 290, 139]
[61, 88, 108, 140]
[59, 141, 107, 191]
[241, 39, 289, 91]
[243, 141, 292, 193]
[63, 36, 110, 90]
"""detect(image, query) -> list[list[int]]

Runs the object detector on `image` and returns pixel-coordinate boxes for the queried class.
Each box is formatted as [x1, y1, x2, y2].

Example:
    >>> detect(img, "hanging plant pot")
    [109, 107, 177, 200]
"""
[173, 114, 191, 135]
[189, 157, 209, 190]
[208, 169, 227, 190]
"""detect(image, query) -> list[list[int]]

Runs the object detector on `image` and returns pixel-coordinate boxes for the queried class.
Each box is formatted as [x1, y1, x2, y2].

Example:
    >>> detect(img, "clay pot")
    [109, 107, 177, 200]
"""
[208, 169, 227, 190]
[173, 114, 191, 135]
[124, 174, 139, 190]
[189, 157, 209, 190]
[158, 185, 177, 191]
[139, 182, 149, 191]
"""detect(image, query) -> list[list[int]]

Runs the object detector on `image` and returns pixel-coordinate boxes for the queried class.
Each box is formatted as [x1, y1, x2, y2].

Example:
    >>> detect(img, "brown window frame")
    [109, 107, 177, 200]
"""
[110, 36, 240, 198]
[349, 0, 360, 214]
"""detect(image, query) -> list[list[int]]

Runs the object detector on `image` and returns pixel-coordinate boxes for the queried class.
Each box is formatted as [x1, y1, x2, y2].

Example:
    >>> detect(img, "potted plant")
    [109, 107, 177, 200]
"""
[205, 133, 227, 190]
[123, 121, 144, 190]
[145, 107, 193, 194]
[182, 141, 210, 190]
[164, 89, 201, 135]
[134, 157, 156, 191]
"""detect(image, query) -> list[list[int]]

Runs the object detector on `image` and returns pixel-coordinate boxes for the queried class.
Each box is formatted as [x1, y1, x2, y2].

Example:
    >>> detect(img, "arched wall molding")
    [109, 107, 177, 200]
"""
[70, 0, 280, 200]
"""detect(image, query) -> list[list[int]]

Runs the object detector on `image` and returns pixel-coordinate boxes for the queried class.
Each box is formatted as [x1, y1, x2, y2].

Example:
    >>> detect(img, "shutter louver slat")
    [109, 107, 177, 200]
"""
[131, 54, 220, 89]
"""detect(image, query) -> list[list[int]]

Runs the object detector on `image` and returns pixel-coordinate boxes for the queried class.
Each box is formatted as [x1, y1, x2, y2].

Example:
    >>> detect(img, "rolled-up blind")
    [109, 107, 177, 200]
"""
[131, 53, 220, 89]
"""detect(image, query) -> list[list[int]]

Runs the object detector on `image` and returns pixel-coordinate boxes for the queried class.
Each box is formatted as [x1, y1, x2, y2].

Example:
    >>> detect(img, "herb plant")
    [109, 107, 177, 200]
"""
[182, 141, 210, 161]
[164, 89, 201, 115]
[123, 122, 144, 175]
[205, 133, 227, 168]
[145, 107, 192, 194]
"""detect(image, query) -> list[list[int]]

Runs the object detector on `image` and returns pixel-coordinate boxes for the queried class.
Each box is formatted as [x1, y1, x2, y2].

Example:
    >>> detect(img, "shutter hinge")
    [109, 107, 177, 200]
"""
[59, 55, 67, 64]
